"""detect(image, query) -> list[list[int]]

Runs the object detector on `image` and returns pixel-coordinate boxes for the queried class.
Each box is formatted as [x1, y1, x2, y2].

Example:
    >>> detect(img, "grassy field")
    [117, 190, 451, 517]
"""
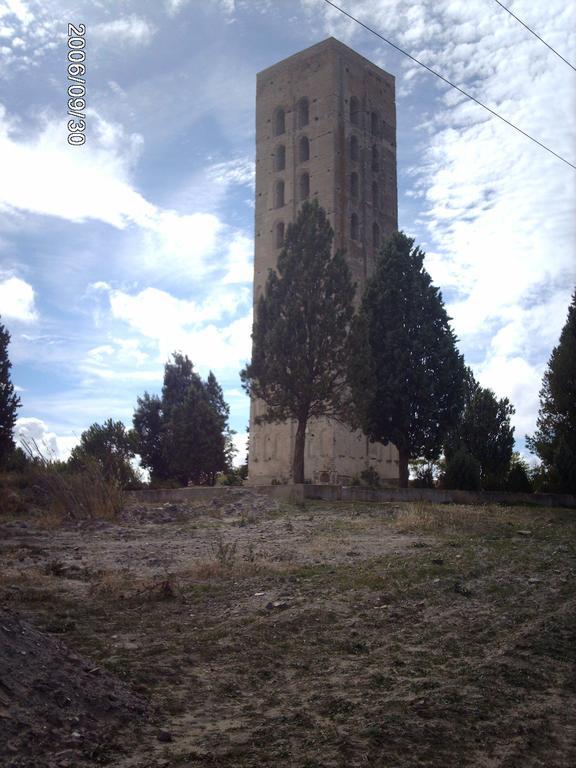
[0, 492, 574, 767]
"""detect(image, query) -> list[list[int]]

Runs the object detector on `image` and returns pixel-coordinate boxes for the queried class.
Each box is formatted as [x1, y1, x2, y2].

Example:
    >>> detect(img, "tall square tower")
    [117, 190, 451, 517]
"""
[249, 37, 400, 485]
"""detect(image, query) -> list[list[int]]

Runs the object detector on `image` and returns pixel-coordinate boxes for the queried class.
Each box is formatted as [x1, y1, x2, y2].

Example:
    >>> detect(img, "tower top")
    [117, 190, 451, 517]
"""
[257, 36, 395, 86]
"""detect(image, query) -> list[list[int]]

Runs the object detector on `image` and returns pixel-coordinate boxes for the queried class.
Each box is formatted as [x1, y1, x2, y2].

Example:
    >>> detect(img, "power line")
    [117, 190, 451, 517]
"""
[491, 0, 576, 73]
[322, 0, 576, 171]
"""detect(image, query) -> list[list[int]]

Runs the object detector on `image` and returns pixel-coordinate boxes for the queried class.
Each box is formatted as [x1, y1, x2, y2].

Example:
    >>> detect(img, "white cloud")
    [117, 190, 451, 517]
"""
[231, 430, 247, 466]
[0, 275, 37, 321]
[0, 0, 33, 27]
[222, 233, 253, 284]
[0, 105, 154, 228]
[139, 211, 223, 280]
[473, 355, 544, 440]
[207, 158, 255, 187]
[92, 16, 156, 46]
[85, 283, 252, 378]
[15, 416, 59, 459]
[167, 0, 235, 17]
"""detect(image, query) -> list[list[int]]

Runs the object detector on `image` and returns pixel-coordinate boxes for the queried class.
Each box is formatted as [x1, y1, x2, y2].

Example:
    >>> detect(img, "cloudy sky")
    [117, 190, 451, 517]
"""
[1, 0, 574, 466]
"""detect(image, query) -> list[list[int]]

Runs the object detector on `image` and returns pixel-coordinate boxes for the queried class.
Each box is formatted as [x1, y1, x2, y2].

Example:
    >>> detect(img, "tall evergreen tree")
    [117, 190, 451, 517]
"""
[133, 353, 230, 485]
[162, 352, 204, 422]
[527, 290, 576, 493]
[132, 392, 168, 480]
[241, 199, 356, 484]
[349, 232, 465, 487]
[0, 318, 21, 466]
[445, 368, 515, 489]
[162, 385, 226, 485]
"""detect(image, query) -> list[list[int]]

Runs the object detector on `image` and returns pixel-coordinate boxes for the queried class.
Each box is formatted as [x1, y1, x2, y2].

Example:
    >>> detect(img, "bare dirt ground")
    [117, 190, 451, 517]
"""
[0, 491, 574, 767]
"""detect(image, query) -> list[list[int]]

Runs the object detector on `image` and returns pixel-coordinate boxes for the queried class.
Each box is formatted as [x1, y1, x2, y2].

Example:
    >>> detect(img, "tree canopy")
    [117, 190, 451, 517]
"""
[348, 231, 465, 487]
[241, 199, 356, 483]
[527, 290, 576, 493]
[0, 317, 21, 467]
[445, 368, 515, 489]
[70, 418, 139, 487]
[133, 353, 230, 485]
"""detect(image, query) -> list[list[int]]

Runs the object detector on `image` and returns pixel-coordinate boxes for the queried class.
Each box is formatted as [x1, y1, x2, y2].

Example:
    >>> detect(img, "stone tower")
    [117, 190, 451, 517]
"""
[248, 37, 399, 485]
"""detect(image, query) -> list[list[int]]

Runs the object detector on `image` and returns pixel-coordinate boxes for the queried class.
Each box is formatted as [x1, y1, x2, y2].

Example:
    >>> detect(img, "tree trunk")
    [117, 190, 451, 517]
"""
[398, 446, 409, 488]
[292, 416, 307, 484]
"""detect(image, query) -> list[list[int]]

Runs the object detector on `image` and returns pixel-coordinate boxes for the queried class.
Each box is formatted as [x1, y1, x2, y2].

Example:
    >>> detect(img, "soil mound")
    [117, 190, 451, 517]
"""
[0, 609, 146, 768]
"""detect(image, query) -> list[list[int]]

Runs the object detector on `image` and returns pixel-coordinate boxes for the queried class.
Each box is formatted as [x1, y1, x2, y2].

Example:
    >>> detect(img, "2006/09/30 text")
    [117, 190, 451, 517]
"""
[67, 24, 86, 146]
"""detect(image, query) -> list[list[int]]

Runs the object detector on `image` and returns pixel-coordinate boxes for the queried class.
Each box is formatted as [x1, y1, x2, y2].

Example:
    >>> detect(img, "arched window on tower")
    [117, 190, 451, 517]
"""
[372, 145, 379, 172]
[371, 111, 379, 136]
[350, 213, 359, 240]
[274, 107, 285, 136]
[350, 134, 359, 161]
[350, 96, 360, 126]
[275, 180, 285, 208]
[350, 172, 359, 198]
[299, 172, 310, 201]
[372, 181, 379, 209]
[372, 222, 380, 250]
[275, 144, 286, 171]
[275, 221, 285, 248]
[297, 97, 309, 128]
[299, 135, 310, 162]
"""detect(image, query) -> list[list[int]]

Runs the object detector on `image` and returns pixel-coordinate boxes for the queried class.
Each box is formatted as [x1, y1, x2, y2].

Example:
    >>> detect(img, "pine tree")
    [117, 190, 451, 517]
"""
[163, 385, 225, 486]
[445, 368, 515, 489]
[133, 353, 230, 485]
[241, 199, 355, 484]
[161, 352, 204, 422]
[527, 290, 576, 493]
[0, 318, 21, 466]
[349, 232, 465, 487]
[133, 392, 169, 480]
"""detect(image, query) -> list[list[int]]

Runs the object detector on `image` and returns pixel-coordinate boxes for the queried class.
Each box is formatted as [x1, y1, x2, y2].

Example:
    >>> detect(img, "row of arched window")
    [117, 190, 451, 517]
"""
[275, 216, 381, 249]
[349, 97, 382, 136]
[274, 174, 310, 208]
[274, 135, 309, 171]
[350, 135, 381, 172]
[274, 98, 309, 136]
[349, 215, 381, 248]
[349, 174, 382, 208]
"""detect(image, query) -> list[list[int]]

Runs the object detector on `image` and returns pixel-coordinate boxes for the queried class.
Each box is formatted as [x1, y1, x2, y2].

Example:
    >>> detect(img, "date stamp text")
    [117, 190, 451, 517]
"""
[67, 24, 86, 145]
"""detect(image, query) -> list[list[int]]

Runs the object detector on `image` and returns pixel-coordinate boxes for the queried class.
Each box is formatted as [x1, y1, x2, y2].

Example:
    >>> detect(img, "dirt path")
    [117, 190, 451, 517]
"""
[1, 494, 574, 767]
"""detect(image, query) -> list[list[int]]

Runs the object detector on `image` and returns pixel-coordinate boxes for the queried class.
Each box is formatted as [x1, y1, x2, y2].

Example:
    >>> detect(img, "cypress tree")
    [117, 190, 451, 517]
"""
[527, 290, 576, 493]
[0, 318, 21, 466]
[241, 199, 355, 484]
[349, 232, 465, 487]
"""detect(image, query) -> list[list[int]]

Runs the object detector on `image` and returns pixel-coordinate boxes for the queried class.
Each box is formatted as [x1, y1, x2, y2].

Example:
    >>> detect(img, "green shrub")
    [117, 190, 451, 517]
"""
[360, 466, 380, 488]
[507, 456, 533, 493]
[442, 448, 481, 491]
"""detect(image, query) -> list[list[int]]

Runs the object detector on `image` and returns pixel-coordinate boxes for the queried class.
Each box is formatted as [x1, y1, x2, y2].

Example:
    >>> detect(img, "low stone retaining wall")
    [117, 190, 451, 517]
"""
[126, 484, 575, 509]
[125, 487, 238, 504]
[294, 484, 575, 508]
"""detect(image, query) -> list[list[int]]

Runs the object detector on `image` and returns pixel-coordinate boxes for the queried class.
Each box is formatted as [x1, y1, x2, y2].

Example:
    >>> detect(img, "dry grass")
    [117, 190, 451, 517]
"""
[1, 455, 124, 523]
[393, 501, 525, 533]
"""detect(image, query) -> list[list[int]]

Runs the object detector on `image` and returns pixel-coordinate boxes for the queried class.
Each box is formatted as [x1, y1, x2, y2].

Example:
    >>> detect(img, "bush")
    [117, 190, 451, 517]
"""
[360, 466, 381, 489]
[26, 455, 123, 520]
[442, 448, 481, 491]
[410, 459, 437, 488]
[219, 469, 244, 486]
[507, 456, 533, 493]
